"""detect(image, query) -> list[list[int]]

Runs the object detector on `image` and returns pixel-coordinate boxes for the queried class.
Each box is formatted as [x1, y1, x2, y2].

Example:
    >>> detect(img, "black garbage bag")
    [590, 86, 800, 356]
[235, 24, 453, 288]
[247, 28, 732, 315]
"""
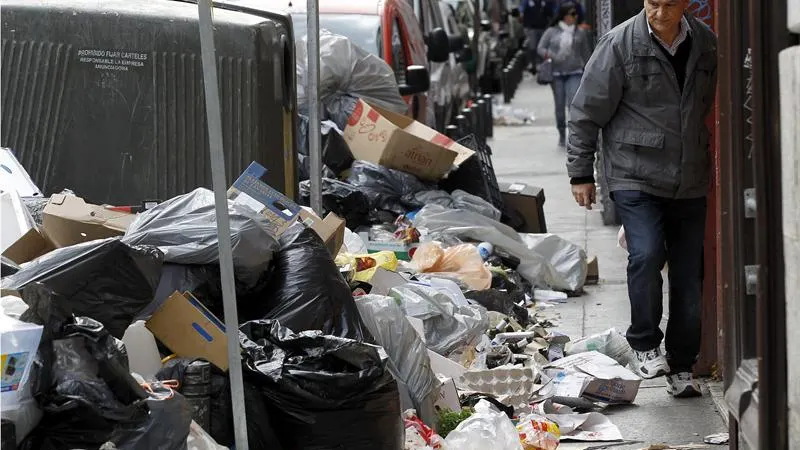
[122, 188, 278, 290]
[239, 320, 403, 450]
[297, 114, 355, 177]
[460, 393, 514, 419]
[464, 289, 530, 326]
[251, 224, 371, 341]
[1, 255, 20, 276]
[347, 161, 432, 215]
[299, 178, 371, 228]
[2, 238, 163, 338]
[19, 284, 191, 450]
[156, 359, 283, 449]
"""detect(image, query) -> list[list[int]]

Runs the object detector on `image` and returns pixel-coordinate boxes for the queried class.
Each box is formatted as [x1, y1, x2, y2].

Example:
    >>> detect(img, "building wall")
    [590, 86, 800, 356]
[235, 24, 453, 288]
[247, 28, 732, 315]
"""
[779, 43, 800, 448]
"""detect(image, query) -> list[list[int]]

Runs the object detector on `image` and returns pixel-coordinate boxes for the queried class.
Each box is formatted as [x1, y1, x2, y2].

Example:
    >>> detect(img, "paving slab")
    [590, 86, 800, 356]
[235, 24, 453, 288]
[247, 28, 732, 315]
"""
[492, 75, 728, 448]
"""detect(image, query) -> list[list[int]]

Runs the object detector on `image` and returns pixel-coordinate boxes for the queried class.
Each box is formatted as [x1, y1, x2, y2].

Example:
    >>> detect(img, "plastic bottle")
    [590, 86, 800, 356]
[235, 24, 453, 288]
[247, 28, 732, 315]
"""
[122, 321, 162, 380]
[477, 242, 493, 260]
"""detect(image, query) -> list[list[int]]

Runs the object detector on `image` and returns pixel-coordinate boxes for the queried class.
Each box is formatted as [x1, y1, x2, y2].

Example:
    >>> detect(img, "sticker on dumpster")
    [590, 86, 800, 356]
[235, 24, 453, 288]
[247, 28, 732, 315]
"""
[76, 48, 149, 72]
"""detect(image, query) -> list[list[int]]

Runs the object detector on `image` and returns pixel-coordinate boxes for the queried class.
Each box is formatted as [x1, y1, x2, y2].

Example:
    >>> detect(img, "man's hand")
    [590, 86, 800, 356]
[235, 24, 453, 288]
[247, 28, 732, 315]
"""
[571, 183, 596, 210]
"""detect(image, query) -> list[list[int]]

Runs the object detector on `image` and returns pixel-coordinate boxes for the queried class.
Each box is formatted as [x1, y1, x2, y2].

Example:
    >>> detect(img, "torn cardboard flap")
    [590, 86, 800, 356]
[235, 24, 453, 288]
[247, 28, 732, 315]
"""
[2, 194, 136, 264]
[43, 194, 136, 248]
[146, 291, 229, 371]
[298, 207, 345, 256]
[342, 100, 475, 181]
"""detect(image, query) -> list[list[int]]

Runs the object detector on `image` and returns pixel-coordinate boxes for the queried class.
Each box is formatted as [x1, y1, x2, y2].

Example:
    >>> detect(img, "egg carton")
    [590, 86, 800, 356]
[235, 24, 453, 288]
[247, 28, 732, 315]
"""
[456, 365, 538, 411]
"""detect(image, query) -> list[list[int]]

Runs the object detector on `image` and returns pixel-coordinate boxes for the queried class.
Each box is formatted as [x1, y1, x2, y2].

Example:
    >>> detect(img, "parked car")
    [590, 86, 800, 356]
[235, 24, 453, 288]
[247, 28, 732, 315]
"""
[438, 0, 472, 125]
[405, 0, 470, 131]
[264, 0, 451, 127]
[443, 0, 492, 93]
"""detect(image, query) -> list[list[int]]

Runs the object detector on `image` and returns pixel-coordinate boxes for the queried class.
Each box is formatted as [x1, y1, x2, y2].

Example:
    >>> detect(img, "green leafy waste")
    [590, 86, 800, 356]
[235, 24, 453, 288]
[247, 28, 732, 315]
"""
[437, 407, 474, 438]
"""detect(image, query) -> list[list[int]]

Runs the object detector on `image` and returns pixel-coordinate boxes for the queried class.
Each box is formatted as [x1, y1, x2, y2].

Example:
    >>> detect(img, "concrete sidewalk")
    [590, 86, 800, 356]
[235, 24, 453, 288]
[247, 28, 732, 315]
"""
[490, 75, 729, 449]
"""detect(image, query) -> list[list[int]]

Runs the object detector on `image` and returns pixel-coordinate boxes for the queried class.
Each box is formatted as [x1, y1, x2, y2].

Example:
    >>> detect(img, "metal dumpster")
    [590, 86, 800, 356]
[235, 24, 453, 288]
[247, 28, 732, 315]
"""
[1, 0, 297, 204]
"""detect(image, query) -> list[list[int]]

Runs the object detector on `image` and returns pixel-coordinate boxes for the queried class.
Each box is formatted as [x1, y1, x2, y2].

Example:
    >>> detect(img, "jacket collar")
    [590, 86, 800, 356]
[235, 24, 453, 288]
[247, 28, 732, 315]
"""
[632, 9, 714, 58]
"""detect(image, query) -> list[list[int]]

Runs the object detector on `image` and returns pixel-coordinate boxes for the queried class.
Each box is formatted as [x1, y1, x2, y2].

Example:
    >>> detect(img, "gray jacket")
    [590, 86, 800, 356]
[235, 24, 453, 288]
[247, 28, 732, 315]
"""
[566, 11, 717, 199]
[537, 24, 594, 75]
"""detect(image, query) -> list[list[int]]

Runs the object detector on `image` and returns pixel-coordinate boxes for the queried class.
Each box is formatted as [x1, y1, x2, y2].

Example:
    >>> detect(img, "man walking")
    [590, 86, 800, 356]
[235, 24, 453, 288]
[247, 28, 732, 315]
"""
[566, 0, 717, 398]
[520, 0, 555, 72]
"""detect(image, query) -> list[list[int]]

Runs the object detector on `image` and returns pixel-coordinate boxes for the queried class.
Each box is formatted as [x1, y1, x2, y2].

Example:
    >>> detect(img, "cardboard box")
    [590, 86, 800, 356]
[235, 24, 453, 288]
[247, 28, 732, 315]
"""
[342, 100, 474, 181]
[297, 207, 345, 255]
[500, 182, 547, 233]
[545, 351, 641, 404]
[146, 291, 229, 371]
[434, 376, 461, 412]
[586, 256, 599, 285]
[228, 161, 300, 237]
[357, 232, 420, 261]
[2, 194, 135, 264]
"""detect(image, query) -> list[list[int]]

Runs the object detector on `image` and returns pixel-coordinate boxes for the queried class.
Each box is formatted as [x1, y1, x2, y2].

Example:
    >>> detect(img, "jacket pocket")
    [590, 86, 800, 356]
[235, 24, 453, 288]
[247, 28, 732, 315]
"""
[624, 59, 663, 105]
[608, 129, 672, 187]
[694, 54, 716, 107]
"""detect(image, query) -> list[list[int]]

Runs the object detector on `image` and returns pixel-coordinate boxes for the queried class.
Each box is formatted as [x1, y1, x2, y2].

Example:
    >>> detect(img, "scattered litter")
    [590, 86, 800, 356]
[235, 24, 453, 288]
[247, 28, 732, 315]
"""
[516, 413, 560, 450]
[640, 445, 710, 450]
[443, 400, 523, 450]
[703, 432, 729, 444]
[493, 105, 536, 126]
[546, 412, 623, 442]
[566, 328, 633, 367]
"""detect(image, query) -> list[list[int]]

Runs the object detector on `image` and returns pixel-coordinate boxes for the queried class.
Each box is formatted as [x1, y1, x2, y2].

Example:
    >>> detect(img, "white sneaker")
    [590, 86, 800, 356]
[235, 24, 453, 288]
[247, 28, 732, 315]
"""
[666, 372, 703, 398]
[629, 348, 670, 379]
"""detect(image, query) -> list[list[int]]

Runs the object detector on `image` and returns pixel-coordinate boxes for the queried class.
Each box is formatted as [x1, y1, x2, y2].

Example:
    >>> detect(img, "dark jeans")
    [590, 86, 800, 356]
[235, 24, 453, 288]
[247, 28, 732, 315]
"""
[612, 190, 706, 373]
[551, 73, 582, 134]
[525, 27, 545, 68]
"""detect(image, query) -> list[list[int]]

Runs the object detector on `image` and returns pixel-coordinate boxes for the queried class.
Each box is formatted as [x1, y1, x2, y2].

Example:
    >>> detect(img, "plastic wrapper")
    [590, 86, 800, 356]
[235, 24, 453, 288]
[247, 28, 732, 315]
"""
[186, 421, 226, 450]
[516, 414, 560, 450]
[2, 238, 163, 339]
[343, 228, 368, 254]
[443, 400, 523, 450]
[464, 289, 530, 326]
[355, 295, 441, 410]
[451, 190, 502, 221]
[299, 178, 371, 228]
[389, 283, 488, 357]
[412, 243, 492, 291]
[412, 205, 587, 291]
[336, 251, 399, 283]
[251, 224, 371, 341]
[348, 160, 433, 214]
[239, 319, 404, 450]
[123, 188, 278, 289]
[617, 226, 628, 251]
[565, 328, 633, 367]
[296, 30, 408, 116]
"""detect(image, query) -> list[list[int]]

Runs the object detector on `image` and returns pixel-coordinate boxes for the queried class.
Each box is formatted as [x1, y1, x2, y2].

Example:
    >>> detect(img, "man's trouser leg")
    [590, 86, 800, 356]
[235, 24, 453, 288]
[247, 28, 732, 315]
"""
[663, 196, 706, 373]
[612, 190, 667, 352]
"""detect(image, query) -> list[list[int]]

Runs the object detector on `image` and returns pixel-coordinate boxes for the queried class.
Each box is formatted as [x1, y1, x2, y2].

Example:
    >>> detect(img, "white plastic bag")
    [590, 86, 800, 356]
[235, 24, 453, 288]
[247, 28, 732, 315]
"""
[566, 328, 633, 367]
[354, 295, 441, 408]
[186, 420, 227, 450]
[413, 205, 587, 291]
[296, 30, 408, 115]
[617, 226, 628, 251]
[443, 400, 523, 450]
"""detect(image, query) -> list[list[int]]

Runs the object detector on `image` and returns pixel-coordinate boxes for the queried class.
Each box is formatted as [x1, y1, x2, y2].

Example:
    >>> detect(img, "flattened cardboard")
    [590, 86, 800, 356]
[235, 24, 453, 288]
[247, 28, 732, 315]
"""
[297, 207, 345, 255]
[146, 291, 229, 371]
[342, 100, 475, 180]
[545, 351, 641, 404]
[43, 194, 135, 248]
[228, 161, 300, 237]
[2, 228, 53, 265]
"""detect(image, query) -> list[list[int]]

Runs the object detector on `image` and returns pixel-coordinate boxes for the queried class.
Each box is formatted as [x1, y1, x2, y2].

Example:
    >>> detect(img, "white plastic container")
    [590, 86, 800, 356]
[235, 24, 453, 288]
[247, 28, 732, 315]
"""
[0, 314, 43, 409]
[0, 190, 35, 253]
[122, 321, 162, 380]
